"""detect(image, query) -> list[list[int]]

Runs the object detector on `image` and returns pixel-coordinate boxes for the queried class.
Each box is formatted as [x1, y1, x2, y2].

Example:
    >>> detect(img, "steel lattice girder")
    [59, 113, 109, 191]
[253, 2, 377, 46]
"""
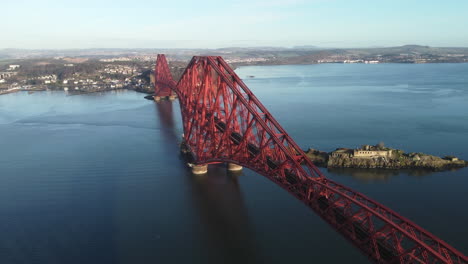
[154, 54, 468, 264]
[154, 54, 176, 97]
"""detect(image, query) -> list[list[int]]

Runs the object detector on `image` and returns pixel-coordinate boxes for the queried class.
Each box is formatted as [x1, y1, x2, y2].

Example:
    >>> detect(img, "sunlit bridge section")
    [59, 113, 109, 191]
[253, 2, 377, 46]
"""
[154, 54, 468, 264]
[154, 54, 177, 101]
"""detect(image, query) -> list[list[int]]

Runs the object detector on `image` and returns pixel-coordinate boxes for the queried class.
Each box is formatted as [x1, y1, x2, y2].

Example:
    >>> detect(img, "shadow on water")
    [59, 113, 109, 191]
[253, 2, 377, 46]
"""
[153, 100, 259, 263]
[327, 167, 437, 183]
[186, 166, 260, 264]
[154, 100, 179, 143]
[155, 100, 175, 129]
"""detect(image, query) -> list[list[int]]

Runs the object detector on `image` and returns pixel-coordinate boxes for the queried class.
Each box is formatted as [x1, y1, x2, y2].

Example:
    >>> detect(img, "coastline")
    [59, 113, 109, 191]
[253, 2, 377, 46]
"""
[233, 61, 468, 69]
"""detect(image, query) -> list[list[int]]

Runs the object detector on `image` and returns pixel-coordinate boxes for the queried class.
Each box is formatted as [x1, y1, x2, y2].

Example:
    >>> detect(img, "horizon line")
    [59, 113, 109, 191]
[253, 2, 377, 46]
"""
[2, 44, 468, 51]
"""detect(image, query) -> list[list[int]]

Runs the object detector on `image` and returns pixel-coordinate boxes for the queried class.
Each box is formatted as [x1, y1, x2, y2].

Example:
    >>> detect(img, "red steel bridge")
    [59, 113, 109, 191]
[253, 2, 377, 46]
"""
[153, 54, 468, 264]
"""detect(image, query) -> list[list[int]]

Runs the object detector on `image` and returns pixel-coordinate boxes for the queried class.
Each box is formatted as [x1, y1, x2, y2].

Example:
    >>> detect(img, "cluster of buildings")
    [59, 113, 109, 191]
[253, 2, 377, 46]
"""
[99, 55, 156, 62]
[63, 78, 97, 85]
[8, 65, 20, 70]
[37, 75, 57, 84]
[0, 59, 154, 96]
[225, 57, 268, 63]
[331, 145, 392, 159]
[62, 77, 125, 91]
[1, 65, 44, 94]
[100, 65, 138, 75]
[0, 65, 21, 84]
[0, 72, 17, 84]
[99, 57, 133, 62]
[343, 60, 379, 64]
[318, 59, 380, 64]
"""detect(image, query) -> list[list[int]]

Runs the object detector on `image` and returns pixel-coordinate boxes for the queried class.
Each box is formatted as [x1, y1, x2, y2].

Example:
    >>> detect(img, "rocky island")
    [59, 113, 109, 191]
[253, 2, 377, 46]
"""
[305, 143, 467, 171]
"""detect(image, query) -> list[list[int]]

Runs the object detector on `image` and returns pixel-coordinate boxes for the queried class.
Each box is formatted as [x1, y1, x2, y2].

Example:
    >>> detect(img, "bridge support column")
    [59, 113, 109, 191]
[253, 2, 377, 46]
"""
[169, 95, 177, 101]
[227, 163, 243, 171]
[191, 164, 208, 175]
[153, 96, 161, 101]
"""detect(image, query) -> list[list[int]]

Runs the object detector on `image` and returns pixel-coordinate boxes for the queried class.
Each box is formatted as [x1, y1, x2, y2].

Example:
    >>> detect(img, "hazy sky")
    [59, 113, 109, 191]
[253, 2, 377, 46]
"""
[2, 0, 467, 49]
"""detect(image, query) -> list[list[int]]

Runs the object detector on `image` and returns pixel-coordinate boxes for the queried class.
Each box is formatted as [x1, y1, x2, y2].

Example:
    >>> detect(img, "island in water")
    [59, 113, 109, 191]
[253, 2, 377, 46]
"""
[305, 143, 467, 171]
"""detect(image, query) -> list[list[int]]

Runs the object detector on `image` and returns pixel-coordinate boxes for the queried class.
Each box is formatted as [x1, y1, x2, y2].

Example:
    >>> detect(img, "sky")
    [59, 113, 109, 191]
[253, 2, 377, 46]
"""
[2, 0, 468, 49]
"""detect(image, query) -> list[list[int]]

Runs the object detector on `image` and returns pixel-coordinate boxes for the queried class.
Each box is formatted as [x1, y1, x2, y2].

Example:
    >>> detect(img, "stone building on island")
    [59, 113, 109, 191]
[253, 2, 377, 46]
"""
[353, 144, 392, 158]
[330, 144, 393, 159]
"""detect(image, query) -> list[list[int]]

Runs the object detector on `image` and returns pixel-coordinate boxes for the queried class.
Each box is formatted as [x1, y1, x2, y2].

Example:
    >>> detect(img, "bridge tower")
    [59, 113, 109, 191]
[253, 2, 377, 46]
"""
[154, 54, 177, 101]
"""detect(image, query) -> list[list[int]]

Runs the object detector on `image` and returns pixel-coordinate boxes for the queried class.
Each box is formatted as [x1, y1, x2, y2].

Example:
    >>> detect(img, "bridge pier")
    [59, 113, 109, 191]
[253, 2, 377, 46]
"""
[153, 96, 161, 101]
[191, 164, 208, 174]
[169, 95, 177, 101]
[227, 163, 243, 171]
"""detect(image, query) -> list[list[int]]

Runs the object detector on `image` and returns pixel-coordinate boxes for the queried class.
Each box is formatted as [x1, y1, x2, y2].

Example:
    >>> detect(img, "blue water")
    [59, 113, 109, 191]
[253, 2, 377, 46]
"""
[0, 63, 467, 263]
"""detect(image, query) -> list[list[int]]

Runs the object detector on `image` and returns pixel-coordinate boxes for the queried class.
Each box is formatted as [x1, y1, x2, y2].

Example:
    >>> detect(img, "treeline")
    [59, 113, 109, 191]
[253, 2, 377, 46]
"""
[18, 60, 104, 80]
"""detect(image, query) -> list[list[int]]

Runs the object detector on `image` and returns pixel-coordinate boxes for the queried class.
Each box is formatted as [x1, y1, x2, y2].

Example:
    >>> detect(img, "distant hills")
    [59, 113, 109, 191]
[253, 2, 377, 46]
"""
[0, 45, 465, 57]
[1, 45, 467, 65]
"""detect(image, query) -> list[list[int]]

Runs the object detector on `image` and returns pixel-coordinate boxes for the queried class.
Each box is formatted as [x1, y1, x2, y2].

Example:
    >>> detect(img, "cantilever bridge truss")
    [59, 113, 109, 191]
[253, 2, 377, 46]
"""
[154, 54, 468, 264]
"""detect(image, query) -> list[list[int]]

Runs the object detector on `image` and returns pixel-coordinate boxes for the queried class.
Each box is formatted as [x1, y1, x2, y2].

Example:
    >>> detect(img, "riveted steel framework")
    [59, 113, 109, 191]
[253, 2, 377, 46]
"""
[155, 54, 467, 264]
[154, 54, 176, 97]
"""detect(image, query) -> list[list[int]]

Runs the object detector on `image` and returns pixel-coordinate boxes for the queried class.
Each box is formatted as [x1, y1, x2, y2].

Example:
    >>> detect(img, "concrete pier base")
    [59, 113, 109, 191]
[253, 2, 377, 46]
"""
[169, 95, 177, 101]
[227, 163, 243, 171]
[153, 96, 161, 102]
[191, 164, 208, 175]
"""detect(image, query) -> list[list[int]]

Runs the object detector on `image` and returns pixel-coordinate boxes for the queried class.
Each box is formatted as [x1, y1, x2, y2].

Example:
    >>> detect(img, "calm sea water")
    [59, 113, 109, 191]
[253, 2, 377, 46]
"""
[0, 63, 467, 263]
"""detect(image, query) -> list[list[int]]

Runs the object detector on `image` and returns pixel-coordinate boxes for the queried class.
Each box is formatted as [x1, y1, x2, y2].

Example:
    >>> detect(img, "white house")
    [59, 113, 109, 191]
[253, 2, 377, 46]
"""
[8, 65, 20, 70]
